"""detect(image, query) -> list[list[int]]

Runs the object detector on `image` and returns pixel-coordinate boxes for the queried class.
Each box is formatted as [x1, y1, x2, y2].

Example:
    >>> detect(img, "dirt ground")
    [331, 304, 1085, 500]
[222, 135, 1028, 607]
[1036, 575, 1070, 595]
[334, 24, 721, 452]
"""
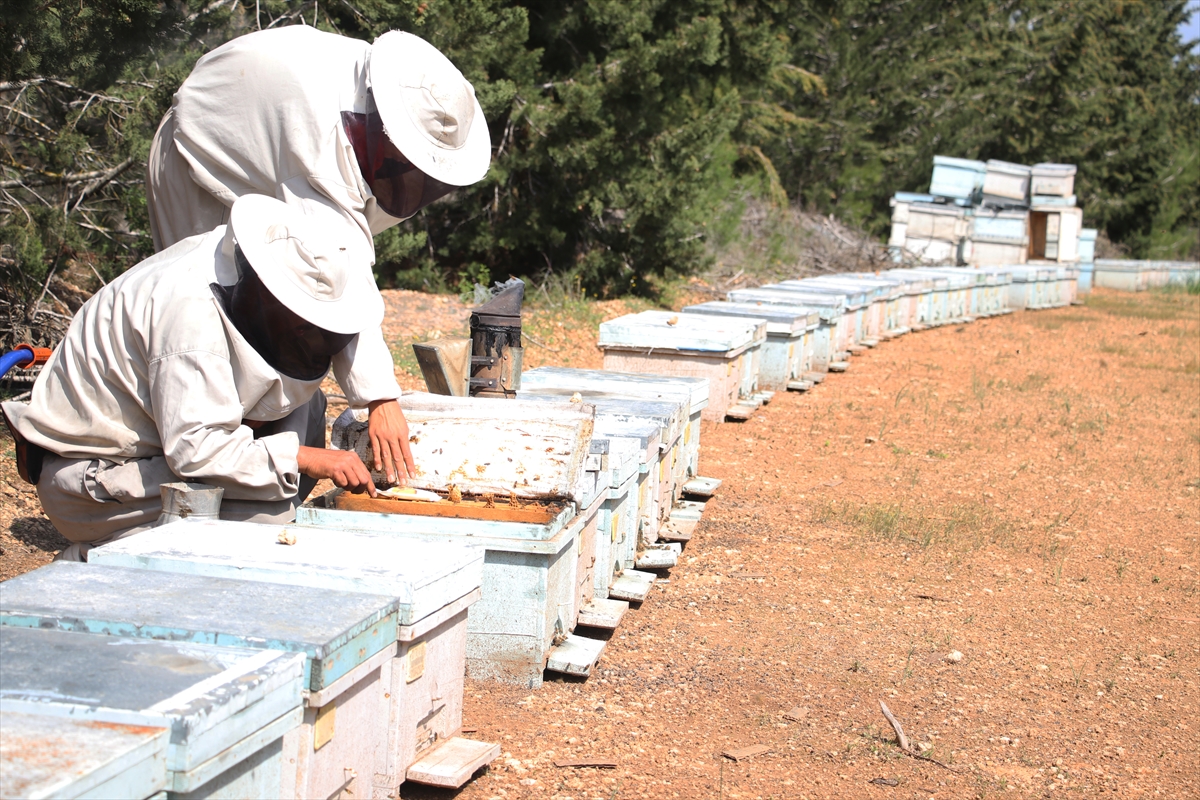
[1, 287, 1197, 800]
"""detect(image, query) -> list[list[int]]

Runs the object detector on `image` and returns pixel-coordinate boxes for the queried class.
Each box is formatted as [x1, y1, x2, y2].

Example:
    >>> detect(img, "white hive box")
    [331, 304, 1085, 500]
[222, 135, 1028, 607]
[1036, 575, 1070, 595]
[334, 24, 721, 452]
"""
[89, 522, 497, 790]
[885, 269, 954, 326]
[592, 417, 662, 603]
[682, 302, 819, 391]
[993, 265, 1047, 308]
[982, 159, 1031, 206]
[598, 311, 766, 422]
[515, 390, 680, 573]
[1029, 205, 1082, 262]
[902, 235, 960, 265]
[881, 271, 936, 330]
[581, 433, 644, 610]
[281, 488, 600, 687]
[0, 560, 425, 798]
[0, 625, 304, 798]
[970, 208, 1029, 266]
[1029, 163, 1076, 197]
[763, 282, 870, 352]
[1078, 229, 1097, 264]
[929, 156, 987, 201]
[901, 268, 977, 321]
[1092, 260, 1149, 292]
[786, 277, 897, 344]
[517, 366, 710, 492]
[0, 710, 169, 800]
[726, 287, 851, 372]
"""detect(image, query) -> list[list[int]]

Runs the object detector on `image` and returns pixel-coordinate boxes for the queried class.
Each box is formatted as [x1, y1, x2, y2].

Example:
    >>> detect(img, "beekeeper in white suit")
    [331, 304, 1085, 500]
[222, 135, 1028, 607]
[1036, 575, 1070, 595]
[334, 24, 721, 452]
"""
[2, 195, 380, 560]
[146, 26, 492, 484]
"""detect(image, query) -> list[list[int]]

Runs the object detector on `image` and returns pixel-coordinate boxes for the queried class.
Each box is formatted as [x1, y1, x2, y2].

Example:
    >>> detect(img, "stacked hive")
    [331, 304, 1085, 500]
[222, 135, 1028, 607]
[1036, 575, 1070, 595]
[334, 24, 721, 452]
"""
[890, 156, 1085, 269]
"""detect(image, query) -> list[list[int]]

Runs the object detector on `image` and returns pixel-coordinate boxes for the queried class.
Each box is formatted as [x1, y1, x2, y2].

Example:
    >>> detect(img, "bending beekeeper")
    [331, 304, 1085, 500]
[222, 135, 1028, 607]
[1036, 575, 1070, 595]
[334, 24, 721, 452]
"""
[1, 196, 380, 561]
[146, 26, 492, 485]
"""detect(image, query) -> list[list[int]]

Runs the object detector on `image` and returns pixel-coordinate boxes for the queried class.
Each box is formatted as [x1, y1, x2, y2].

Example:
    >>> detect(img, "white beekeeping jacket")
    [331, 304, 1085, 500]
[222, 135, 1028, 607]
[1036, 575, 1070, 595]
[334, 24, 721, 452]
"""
[151, 26, 404, 407]
[2, 227, 332, 501]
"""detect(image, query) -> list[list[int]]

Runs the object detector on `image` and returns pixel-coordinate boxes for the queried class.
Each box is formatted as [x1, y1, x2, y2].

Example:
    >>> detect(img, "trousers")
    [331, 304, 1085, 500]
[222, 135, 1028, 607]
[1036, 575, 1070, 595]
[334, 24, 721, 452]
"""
[42, 393, 326, 561]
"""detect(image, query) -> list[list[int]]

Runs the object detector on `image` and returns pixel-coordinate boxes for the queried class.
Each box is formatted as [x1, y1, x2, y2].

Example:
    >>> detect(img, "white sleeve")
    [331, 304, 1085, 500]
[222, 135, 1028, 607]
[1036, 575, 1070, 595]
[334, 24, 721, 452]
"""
[149, 350, 301, 501]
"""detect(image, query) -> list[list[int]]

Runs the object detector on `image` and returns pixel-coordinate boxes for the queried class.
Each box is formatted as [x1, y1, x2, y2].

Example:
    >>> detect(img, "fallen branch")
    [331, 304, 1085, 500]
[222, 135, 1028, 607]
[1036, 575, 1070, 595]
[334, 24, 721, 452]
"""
[878, 700, 958, 772]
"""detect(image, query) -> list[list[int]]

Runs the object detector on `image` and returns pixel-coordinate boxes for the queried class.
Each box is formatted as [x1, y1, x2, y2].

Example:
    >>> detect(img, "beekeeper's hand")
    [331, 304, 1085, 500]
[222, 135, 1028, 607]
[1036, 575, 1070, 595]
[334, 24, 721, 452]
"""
[367, 398, 415, 486]
[298, 446, 377, 496]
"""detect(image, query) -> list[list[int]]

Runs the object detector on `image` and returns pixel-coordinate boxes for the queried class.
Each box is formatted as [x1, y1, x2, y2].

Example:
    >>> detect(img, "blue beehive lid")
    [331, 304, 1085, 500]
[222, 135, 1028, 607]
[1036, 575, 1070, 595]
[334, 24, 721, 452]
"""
[0, 561, 400, 692]
[0, 626, 304, 794]
[90, 521, 483, 626]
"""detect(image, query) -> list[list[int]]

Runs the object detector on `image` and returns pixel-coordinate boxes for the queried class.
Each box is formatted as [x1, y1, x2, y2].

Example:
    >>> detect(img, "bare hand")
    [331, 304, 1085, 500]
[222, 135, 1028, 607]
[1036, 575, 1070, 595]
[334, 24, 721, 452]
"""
[297, 446, 377, 496]
[367, 399, 415, 485]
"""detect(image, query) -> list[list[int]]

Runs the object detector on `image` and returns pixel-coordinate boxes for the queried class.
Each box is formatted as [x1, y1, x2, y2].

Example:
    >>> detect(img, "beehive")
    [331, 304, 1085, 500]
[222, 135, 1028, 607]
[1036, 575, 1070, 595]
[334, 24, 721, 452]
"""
[0, 710, 169, 800]
[0, 625, 304, 798]
[598, 311, 767, 422]
[89, 522, 499, 788]
[681, 302, 820, 391]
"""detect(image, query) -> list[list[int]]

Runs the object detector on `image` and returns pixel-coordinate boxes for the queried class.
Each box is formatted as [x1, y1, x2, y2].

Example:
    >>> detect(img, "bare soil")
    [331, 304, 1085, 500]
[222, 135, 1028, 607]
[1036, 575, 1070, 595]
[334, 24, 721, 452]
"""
[2, 287, 1197, 800]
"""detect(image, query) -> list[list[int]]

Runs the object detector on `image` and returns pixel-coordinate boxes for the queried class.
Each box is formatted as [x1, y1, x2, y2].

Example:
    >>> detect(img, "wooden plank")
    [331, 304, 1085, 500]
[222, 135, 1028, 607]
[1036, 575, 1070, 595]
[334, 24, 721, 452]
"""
[331, 490, 567, 525]
[725, 404, 756, 421]
[546, 634, 607, 676]
[554, 759, 617, 769]
[406, 737, 500, 788]
[656, 519, 695, 543]
[682, 476, 721, 498]
[577, 598, 629, 630]
[608, 570, 656, 603]
[635, 543, 680, 569]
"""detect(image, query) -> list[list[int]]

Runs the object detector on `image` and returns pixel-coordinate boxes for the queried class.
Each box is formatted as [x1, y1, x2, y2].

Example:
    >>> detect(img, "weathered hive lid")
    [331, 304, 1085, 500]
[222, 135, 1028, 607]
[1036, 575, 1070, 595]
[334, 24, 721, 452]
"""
[725, 288, 848, 317]
[681, 301, 819, 335]
[768, 281, 868, 308]
[985, 159, 1032, 176]
[593, 416, 661, 466]
[519, 367, 709, 415]
[598, 310, 765, 355]
[394, 393, 596, 501]
[0, 710, 169, 800]
[518, 389, 685, 451]
[885, 269, 952, 289]
[0, 626, 304, 791]
[1079, 228, 1098, 242]
[0, 561, 400, 693]
[933, 155, 987, 171]
[90, 521, 483, 626]
[1031, 163, 1076, 177]
[789, 276, 897, 301]
[914, 267, 983, 287]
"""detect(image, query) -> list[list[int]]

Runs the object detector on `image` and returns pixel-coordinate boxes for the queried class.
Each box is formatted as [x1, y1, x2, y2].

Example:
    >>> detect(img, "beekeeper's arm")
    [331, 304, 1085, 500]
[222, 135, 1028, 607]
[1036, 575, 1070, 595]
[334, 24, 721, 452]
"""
[149, 349, 374, 498]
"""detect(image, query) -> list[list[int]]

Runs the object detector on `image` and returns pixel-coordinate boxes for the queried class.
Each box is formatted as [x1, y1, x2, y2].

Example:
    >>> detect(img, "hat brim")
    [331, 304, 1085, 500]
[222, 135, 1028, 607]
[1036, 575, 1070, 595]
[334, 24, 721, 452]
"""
[368, 31, 492, 187]
[230, 195, 384, 336]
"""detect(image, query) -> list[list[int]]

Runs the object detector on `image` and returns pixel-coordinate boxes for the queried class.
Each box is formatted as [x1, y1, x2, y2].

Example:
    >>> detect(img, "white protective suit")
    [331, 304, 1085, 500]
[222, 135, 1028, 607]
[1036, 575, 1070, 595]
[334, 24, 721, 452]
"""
[2, 226, 332, 546]
[146, 26, 402, 407]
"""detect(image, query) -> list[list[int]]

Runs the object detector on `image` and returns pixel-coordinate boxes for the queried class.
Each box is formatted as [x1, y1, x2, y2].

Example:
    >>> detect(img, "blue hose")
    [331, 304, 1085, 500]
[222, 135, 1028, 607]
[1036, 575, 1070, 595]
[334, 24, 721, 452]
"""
[0, 349, 34, 381]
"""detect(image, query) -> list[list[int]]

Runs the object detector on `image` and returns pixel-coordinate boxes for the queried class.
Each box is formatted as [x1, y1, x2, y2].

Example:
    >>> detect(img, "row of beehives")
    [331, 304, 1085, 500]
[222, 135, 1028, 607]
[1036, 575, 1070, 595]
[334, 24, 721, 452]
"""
[889, 156, 1089, 267]
[0, 374, 721, 798]
[0, 261, 1123, 800]
[1088, 259, 1200, 293]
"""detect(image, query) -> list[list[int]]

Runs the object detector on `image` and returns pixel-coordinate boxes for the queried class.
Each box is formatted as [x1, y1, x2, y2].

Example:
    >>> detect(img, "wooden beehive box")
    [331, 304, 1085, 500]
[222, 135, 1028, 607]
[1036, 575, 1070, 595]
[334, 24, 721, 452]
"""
[598, 311, 766, 422]
[929, 156, 987, 201]
[90, 522, 498, 791]
[683, 301, 819, 391]
[0, 625, 305, 798]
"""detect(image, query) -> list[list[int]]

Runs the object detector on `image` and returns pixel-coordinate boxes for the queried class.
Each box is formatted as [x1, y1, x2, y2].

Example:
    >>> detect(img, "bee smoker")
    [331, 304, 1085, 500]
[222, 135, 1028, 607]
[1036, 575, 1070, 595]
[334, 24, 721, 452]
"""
[468, 279, 524, 398]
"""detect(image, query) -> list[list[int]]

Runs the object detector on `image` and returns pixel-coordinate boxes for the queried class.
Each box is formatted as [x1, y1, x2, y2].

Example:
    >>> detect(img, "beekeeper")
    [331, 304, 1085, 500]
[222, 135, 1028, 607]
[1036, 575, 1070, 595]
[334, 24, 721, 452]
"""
[1, 196, 380, 561]
[146, 26, 492, 485]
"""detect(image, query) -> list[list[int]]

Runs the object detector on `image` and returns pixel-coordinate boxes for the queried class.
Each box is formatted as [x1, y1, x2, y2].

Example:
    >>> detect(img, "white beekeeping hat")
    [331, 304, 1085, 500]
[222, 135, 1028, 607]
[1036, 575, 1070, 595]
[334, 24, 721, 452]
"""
[367, 31, 492, 187]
